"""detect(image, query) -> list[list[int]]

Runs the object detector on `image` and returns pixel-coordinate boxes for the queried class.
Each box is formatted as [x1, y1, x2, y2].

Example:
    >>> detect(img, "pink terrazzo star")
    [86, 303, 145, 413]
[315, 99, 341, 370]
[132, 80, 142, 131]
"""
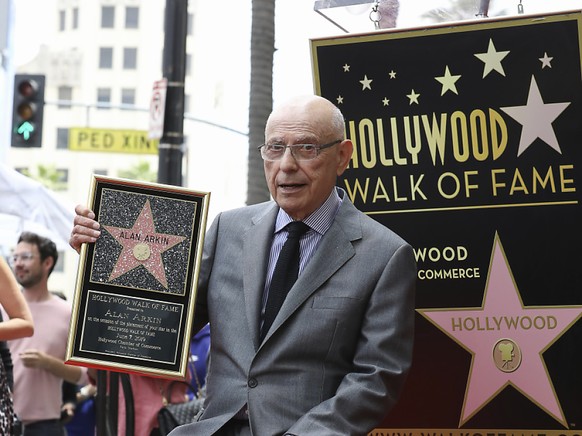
[103, 199, 185, 288]
[418, 234, 582, 427]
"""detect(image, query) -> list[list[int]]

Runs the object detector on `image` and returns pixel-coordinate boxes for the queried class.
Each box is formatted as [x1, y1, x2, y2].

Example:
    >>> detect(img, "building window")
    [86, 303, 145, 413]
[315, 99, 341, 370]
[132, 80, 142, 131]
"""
[125, 7, 139, 29]
[56, 128, 69, 149]
[123, 48, 137, 69]
[99, 47, 113, 69]
[59, 10, 66, 31]
[72, 8, 79, 29]
[57, 86, 72, 109]
[97, 88, 111, 110]
[93, 169, 108, 176]
[101, 6, 115, 28]
[121, 88, 136, 107]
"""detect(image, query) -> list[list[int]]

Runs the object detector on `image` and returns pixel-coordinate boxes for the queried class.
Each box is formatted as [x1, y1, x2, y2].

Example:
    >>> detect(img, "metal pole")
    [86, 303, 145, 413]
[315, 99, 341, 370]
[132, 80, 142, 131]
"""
[96, 371, 108, 436]
[120, 374, 135, 436]
[158, 0, 188, 186]
[476, 0, 490, 18]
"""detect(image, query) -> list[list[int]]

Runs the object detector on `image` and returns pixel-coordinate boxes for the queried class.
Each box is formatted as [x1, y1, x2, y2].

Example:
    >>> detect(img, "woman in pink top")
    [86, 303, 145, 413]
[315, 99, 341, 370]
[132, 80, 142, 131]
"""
[0, 256, 34, 434]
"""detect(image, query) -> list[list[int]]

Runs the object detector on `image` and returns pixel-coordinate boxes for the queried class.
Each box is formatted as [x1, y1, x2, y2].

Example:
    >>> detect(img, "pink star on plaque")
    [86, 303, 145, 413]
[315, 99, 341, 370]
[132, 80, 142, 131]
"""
[418, 234, 582, 427]
[103, 199, 186, 288]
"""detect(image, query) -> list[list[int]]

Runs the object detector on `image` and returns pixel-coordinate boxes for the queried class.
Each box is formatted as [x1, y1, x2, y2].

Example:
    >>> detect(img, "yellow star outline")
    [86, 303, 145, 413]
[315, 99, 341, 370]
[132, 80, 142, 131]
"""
[474, 38, 510, 78]
[406, 89, 420, 105]
[435, 66, 461, 95]
[539, 52, 553, 69]
[359, 75, 373, 91]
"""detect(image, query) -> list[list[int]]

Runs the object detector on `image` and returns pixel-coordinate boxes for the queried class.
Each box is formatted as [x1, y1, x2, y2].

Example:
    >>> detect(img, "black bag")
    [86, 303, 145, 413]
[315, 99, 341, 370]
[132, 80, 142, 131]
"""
[157, 381, 203, 436]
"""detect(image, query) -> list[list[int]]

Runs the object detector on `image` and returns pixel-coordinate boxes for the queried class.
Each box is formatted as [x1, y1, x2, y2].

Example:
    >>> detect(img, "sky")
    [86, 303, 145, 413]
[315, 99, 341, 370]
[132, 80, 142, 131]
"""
[11, 0, 54, 66]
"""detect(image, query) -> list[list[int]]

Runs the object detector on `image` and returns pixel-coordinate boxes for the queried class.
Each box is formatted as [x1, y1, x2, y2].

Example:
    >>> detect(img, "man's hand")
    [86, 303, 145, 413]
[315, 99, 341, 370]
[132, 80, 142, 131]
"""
[61, 402, 76, 424]
[70, 204, 101, 253]
[19, 349, 50, 369]
[19, 349, 84, 384]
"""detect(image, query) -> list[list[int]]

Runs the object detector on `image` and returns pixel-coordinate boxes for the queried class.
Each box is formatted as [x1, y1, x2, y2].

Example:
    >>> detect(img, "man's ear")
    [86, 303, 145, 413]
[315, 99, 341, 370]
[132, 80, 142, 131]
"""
[43, 256, 55, 273]
[336, 139, 354, 176]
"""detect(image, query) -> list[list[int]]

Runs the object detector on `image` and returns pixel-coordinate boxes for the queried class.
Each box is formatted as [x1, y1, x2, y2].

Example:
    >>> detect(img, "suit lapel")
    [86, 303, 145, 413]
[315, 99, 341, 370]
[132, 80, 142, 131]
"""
[261, 199, 363, 343]
[243, 204, 278, 350]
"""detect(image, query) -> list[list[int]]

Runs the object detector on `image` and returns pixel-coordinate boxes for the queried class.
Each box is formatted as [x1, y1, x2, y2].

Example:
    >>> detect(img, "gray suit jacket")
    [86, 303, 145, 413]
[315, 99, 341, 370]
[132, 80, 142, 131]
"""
[170, 189, 416, 436]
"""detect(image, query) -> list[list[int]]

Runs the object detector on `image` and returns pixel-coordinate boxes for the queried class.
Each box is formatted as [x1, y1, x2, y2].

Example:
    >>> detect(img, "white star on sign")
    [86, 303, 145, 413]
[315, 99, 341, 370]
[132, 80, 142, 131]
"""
[407, 89, 420, 105]
[539, 52, 553, 69]
[343, 63, 350, 72]
[389, 70, 396, 79]
[474, 38, 510, 78]
[500, 75, 570, 156]
[336, 95, 344, 104]
[435, 66, 461, 95]
[359, 75, 373, 90]
[382, 97, 390, 106]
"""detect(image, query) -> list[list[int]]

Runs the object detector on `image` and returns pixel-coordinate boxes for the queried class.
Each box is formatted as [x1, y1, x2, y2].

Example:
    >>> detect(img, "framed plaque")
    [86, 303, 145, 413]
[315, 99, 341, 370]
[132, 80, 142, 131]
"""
[66, 175, 210, 380]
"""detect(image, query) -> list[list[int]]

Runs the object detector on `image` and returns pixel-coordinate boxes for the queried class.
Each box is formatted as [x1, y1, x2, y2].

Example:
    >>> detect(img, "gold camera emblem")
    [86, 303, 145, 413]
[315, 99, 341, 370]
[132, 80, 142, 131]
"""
[492, 338, 522, 373]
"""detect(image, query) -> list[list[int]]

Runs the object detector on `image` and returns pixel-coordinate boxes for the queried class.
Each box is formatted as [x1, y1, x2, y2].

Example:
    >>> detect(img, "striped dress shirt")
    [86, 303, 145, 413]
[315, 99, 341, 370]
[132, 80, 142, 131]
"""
[260, 188, 343, 318]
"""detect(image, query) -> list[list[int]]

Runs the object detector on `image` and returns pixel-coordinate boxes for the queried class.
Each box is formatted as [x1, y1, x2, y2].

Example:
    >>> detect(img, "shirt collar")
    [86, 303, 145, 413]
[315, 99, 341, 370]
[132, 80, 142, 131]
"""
[275, 188, 343, 235]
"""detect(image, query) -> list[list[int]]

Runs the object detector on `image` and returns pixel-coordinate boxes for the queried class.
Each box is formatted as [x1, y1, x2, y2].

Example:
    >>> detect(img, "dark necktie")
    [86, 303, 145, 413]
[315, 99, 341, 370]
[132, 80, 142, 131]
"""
[260, 221, 309, 342]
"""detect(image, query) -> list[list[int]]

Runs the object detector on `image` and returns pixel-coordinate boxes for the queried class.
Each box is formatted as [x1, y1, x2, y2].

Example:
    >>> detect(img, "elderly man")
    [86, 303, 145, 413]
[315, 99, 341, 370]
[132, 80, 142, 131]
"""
[71, 95, 416, 436]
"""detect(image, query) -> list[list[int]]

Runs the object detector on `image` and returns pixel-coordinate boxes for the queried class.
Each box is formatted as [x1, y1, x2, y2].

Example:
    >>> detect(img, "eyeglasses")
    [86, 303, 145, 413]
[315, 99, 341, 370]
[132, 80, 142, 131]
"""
[258, 139, 342, 161]
[9, 253, 36, 266]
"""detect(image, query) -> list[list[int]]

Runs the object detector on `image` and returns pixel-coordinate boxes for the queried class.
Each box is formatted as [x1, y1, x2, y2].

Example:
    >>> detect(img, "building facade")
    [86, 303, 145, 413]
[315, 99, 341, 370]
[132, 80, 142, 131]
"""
[6, 0, 251, 297]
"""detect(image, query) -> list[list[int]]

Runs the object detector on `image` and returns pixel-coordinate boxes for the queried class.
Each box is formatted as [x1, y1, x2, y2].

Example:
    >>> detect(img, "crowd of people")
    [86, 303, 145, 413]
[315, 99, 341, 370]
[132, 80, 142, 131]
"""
[1, 231, 88, 436]
[0, 231, 210, 435]
[1, 95, 415, 435]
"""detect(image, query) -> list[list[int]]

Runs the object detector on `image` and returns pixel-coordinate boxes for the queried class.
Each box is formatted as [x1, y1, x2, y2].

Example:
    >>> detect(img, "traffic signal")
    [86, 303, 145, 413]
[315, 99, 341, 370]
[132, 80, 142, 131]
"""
[11, 74, 46, 148]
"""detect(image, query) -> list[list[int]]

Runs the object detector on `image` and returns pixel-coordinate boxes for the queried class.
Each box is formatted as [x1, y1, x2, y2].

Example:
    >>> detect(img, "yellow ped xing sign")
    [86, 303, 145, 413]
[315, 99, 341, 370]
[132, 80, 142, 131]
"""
[69, 127, 159, 155]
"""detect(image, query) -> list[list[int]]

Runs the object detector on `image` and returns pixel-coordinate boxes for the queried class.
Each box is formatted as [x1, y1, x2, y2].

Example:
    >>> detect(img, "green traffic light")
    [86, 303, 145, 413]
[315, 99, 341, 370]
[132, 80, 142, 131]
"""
[11, 74, 45, 147]
[16, 121, 35, 140]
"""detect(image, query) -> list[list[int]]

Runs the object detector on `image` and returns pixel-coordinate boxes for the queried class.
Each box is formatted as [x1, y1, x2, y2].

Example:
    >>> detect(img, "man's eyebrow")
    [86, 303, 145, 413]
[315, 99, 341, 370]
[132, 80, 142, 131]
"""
[266, 136, 318, 145]
[265, 137, 283, 144]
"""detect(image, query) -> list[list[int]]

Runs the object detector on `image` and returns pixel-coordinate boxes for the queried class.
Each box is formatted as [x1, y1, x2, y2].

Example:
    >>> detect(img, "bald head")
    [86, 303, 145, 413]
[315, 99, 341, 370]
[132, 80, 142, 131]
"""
[266, 95, 345, 141]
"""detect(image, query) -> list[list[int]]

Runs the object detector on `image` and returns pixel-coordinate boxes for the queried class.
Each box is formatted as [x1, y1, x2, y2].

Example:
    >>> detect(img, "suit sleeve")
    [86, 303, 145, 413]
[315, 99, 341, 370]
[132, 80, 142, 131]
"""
[286, 243, 417, 435]
[191, 213, 220, 334]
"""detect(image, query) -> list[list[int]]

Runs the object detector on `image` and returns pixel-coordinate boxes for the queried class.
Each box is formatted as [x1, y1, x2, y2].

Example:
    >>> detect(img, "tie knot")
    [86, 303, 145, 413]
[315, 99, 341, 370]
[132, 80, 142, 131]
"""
[285, 221, 309, 239]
